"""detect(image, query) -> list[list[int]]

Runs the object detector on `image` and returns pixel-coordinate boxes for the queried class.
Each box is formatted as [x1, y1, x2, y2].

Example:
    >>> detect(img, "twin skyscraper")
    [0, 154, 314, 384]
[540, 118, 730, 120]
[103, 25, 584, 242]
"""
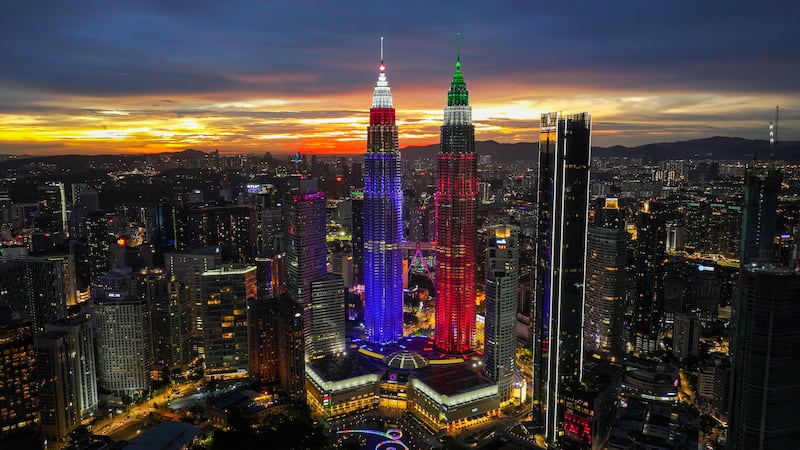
[362, 38, 478, 353]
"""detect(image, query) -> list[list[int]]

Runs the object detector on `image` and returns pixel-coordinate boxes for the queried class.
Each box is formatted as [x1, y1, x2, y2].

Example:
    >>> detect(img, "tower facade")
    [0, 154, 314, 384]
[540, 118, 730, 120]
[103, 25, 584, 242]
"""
[583, 198, 627, 360]
[729, 266, 800, 449]
[532, 112, 591, 444]
[363, 49, 404, 345]
[484, 225, 519, 402]
[434, 50, 478, 354]
[283, 178, 331, 361]
[94, 293, 152, 394]
[632, 200, 667, 349]
[201, 266, 256, 374]
[740, 165, 781, 265]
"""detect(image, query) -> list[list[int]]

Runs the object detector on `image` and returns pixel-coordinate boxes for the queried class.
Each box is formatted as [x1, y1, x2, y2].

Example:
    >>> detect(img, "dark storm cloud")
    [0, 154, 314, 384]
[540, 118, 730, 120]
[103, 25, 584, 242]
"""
[2, 0, 798, 100]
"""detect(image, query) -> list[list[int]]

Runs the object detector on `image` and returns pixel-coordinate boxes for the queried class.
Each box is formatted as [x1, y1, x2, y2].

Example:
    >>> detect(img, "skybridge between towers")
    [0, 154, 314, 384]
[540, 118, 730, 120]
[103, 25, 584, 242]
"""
[400, 241, 436, 284]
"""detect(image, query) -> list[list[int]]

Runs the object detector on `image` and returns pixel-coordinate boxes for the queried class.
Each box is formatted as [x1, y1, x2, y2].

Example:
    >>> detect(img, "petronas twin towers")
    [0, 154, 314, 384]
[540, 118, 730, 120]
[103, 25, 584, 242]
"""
[363, 39, 477, 354]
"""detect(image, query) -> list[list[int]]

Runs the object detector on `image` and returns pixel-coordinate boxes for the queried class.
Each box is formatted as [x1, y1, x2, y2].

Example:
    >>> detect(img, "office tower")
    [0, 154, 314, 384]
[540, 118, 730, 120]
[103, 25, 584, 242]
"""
[247, 294, 305, 401]
[532, 112, 591, 444]
[363, 48, 404, 345]
[631, 200, 666, 348]
[165, 248, 220, 352]
[201, 266, 256, 374]
[740, 165, 781, 265]
[0, 315, 38, 436]
[284, 178, 329, 361]
[351, 191, 364, 287]
[729, 267, 800, 449]
[434, 48, 478, 354]
[484, 226, 519, 402]
[85, 210, 112, 281]
[672, 312, 700, 360]
[70, 184, 99, 239]
[583, 198, 627, 360]
[309, 273, 346, 358]
[35, 330, 76, 440]
[186, 205, 257, 264]
[44, 316, 97, 416]
[94, 293, 152, 393]
[147, 278, 192, 368]
[35, 317, 98, 442]
[0, 257, 67, 331]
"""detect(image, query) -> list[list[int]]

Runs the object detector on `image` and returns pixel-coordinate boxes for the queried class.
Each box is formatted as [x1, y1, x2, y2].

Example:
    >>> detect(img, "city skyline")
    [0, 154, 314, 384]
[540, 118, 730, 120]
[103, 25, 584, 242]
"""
[2, 1, 798, 156]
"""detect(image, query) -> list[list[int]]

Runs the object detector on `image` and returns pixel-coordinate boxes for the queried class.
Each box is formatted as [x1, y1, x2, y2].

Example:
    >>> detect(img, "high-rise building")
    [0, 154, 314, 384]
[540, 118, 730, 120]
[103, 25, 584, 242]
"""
[583, 198, 627, 360]
[44, 316, 97, 416]
[201, 266, 256, 375]
[0, 257, 67, 331]
[85, 210, 113, 281]
[672, 312, 700, 360]
[35, 330, 76, 440]
[484, 225, 519, 402]
[351, 191, 364, 287]
[363, 47, 404, 345]
[165, 248, 220, 353]
[147, 278, 192, 369]
[186, 205, 257, 264]
[729, 266, 800, 449]
[247, 294, 305, 401]
[740, 165, 781, 265]
[434, 48, 478, 354]
[0, 315, 38, 436]
[284, 178, 330, 361]
[631, 200, 666, 349]
[94, 293, 152, 394]
[532, 112, 591, 444]
[309, 273, 346, 358]
[35, 317, 98, 442]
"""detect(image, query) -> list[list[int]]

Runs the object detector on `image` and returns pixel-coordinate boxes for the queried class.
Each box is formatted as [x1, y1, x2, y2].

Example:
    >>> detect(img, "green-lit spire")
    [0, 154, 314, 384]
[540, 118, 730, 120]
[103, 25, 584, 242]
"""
[447, 33, 468, 106]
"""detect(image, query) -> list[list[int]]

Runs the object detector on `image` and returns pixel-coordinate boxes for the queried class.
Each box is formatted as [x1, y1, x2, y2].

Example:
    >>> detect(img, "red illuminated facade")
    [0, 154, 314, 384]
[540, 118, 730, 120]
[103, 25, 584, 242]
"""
[434, 49, 478, 354]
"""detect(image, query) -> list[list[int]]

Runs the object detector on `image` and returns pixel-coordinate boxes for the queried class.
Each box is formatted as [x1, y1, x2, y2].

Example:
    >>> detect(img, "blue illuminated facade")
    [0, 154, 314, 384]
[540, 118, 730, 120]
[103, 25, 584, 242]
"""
[363, 49, 404, 345]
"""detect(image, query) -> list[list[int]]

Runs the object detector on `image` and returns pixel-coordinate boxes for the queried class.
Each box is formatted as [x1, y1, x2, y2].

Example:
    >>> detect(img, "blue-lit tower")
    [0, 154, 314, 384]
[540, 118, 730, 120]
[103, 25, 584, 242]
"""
[363, 39, 404, 345]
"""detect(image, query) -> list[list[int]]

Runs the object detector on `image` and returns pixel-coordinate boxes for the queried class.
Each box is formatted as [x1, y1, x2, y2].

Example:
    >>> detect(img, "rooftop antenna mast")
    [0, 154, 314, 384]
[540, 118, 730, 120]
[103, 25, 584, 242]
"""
[769, 106, 779, 161]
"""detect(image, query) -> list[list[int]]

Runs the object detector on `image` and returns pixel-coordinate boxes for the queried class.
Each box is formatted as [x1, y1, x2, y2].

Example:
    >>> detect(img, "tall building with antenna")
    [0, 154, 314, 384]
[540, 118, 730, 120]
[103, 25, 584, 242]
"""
[434, 38, 478, 354]
[363, 38, 404, 345]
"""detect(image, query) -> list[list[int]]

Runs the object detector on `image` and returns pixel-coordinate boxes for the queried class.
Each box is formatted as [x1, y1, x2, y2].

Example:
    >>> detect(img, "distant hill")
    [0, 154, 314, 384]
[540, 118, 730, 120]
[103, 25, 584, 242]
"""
[401, 137, 800, 163]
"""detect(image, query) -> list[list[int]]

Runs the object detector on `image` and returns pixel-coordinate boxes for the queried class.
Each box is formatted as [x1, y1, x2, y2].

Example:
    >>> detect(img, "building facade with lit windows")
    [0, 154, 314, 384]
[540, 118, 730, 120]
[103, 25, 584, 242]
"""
[583, 198, 627, 361]
[0, 316, 38, 436]
[283, 178, 330, 361]
[94, 292, 153, 394]
[363, 45, 404, 346]
[434, 48, 478, 354]
[201, 265, 256, 377]
[532, 112, 592, 445]
[483, 225, 519, 403]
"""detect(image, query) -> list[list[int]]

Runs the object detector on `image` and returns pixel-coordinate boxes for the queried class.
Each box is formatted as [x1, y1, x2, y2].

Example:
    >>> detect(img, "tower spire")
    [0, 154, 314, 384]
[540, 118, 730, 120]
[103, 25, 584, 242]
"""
[380, 36, 384, 65]
[457, 32, 461, 69]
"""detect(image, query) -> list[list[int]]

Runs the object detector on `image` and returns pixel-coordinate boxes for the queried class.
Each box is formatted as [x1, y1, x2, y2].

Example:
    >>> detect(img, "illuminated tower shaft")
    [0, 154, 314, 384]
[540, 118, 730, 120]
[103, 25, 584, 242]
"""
[434, 52, 478, 354]
[363, 51, 404, 345]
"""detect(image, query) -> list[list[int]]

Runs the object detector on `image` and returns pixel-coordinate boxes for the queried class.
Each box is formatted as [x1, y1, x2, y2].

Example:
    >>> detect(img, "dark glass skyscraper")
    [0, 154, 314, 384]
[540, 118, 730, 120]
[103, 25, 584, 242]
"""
[434, 49, 478, 354]
[632, 200, 666, 349]
[532, 112, 591, 444]
[740, 165, 781, 265]
[729, 267, 800, 449]
[363, 48, 404, 345]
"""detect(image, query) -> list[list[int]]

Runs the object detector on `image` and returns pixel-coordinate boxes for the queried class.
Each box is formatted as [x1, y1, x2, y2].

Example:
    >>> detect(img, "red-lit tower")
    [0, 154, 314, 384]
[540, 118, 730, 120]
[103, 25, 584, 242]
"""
[434, 43, 478, 354]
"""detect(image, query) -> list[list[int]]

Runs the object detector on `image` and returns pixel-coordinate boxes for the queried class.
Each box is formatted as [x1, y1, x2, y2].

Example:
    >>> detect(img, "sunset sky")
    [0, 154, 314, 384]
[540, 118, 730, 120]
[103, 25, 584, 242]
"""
[1, 1, 798, 155]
